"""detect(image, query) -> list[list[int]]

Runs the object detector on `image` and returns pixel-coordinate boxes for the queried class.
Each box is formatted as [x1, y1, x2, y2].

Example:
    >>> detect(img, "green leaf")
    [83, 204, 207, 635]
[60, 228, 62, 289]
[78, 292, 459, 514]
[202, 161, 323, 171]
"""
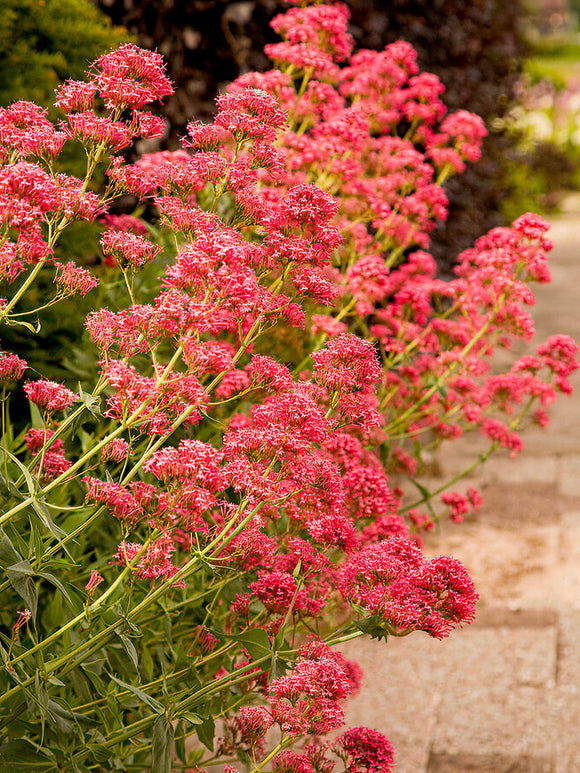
[0, 740, 56, 772]
[220, 628, 271, 662]
[1, 447, 37, 498]
[0, 471, 22, 500]
[80, 665, 107, 698]
[270, 653, 290, 679]
[29, 519, 45, 562]
[196, 716, 215, 752]
[108, 674, 164, 714]
[6, 560, 38, 617]
[84, 743, 113, 764]
[354, 615, 390, 642]
[174, 719, 187, 764]
[30, 499, 67, 542]
[29, 401, 43, 430]
[181, 711, 204, 725]
[6, 558, 34, 575]
[152, 714, 174, 773]
[78, 384, 102, 418]
[38, 571, 72, 604]
[116, 631, 139, 670]
[0, 528, 23, 566]
[292, 558, 302, 578]
[6, 317, 41, 333]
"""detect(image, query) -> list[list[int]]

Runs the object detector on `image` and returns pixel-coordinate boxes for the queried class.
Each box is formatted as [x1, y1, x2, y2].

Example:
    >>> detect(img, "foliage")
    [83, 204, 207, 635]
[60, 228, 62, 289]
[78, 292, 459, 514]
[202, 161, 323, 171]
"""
[0, 0, 129, 381]
[0, 3, 577, 772]
[0, 0, 128, 108]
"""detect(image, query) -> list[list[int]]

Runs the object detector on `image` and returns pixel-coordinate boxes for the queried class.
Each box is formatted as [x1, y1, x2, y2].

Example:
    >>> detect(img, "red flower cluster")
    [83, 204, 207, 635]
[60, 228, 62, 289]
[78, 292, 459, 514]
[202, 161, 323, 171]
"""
[0, 5, 577, 771]
[339, 536, 478, 639]
[269, 638, 352, 735]
[24, 380, 78, 412]
[0, 351, 26, 382]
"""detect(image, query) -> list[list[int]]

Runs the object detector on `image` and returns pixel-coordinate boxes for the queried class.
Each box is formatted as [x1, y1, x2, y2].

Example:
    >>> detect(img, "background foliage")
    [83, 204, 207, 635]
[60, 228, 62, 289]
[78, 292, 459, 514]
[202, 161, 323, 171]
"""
[0, 0, 127, 107]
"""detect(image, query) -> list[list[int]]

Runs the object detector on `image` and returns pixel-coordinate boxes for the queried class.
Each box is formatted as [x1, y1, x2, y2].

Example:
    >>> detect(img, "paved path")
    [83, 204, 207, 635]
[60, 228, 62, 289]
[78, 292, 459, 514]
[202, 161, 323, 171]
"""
[340, 205, 580, 773]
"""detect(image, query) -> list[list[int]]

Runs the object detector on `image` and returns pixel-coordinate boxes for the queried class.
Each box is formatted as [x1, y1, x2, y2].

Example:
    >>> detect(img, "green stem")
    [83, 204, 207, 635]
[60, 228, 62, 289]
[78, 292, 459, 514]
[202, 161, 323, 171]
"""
[384, 294, 509, 436]
[1, 537, 156, 672]
[249, 737, 290, 773]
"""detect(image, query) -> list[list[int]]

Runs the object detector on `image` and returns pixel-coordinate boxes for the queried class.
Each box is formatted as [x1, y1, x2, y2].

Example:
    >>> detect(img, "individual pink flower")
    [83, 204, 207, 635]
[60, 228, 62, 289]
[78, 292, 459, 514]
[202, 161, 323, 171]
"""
[85, 570, 104, 597]
[12, 609, 31, 638]
[191, 625, 218, 655]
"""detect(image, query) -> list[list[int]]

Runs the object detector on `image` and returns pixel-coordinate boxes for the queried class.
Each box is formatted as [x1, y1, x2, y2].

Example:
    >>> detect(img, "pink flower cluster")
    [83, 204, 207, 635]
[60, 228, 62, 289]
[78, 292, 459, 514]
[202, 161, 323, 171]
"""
[0, 43, 171, 296]
[339, 536, 478, 639]
[24, 380, 78, 412]
[269, 638, 352, 735]
[0, 5, 577, 771]
[0, 351, 26, 382]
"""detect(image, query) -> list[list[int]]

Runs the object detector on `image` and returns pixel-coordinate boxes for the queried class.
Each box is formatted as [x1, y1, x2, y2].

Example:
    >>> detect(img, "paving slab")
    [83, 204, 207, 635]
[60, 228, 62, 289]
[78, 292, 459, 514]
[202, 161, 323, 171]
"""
[559, 455, 580, 498]
[549, 687, 580, 773]
[437, 625, 557, 689]
[554, 611, 580, 686]
[339, 635, 448, 773]
[427, 753, 554, 772]
[480, 456, 559, 487]
[423, 522, 561, 608]
[431, 685, 555, 759]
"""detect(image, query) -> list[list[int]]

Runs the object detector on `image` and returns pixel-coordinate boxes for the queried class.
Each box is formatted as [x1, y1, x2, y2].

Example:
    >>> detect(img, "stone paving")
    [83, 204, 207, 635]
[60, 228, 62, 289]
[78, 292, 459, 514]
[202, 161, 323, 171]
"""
[340, 206, 580, 773]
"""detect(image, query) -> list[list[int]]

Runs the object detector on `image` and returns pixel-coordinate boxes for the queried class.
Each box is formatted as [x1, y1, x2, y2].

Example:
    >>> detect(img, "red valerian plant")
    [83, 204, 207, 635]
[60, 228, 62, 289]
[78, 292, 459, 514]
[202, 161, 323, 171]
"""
[0, 2, 576, 771]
